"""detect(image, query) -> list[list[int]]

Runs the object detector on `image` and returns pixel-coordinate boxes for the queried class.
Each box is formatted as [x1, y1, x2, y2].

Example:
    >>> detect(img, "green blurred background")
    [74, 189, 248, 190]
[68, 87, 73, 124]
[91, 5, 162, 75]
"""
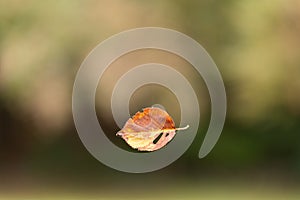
[1, 0, 300, 199]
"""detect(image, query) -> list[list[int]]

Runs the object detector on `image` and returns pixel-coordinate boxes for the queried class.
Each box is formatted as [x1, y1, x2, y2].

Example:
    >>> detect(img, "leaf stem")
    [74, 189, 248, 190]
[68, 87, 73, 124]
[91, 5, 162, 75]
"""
[175, 125, 189, 131]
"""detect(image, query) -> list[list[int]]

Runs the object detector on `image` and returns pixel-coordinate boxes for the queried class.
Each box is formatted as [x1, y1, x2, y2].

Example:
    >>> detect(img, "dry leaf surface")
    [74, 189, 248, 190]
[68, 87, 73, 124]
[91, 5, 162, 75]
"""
[116, 107, 189, 151]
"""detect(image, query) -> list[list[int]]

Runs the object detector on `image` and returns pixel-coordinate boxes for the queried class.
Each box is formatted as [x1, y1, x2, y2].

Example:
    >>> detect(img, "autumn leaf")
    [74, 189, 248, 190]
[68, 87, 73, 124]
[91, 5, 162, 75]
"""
[116, 107, 189, 151]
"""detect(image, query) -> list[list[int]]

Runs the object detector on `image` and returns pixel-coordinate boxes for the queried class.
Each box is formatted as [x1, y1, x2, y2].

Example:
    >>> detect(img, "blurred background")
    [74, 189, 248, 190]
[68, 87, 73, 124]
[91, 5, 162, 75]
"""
[1, 0, 300, 199]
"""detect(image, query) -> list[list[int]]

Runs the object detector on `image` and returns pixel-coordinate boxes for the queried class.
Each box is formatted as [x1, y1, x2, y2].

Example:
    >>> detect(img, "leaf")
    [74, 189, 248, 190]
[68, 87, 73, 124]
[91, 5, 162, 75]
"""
[116, 107, 189, 151]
